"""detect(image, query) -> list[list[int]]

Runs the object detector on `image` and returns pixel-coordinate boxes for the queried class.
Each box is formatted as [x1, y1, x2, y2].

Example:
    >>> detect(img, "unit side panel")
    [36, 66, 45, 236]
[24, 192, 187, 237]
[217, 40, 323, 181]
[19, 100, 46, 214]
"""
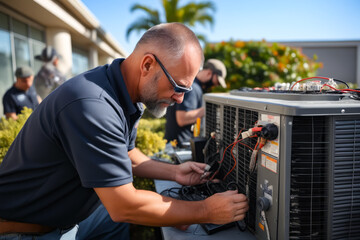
[331, 116, 360, 239]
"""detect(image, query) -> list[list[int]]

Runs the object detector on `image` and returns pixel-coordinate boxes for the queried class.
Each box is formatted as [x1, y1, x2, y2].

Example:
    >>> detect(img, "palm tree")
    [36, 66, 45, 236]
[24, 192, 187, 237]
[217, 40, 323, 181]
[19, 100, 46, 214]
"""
[126, 0, 216, 43]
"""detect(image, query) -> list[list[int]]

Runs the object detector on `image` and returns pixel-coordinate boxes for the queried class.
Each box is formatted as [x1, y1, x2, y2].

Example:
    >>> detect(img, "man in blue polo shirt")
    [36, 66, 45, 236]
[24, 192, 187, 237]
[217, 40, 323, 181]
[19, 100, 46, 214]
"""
[2, 66, 40, 120]
[0, 23, 248, 240]
[165, 59, 227, 147]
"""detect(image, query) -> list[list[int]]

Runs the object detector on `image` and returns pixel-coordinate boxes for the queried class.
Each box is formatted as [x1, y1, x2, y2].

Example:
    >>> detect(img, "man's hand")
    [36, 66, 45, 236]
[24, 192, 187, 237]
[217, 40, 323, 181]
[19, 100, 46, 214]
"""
[203, 191, 249, 225]
[174, 161, 209, 186]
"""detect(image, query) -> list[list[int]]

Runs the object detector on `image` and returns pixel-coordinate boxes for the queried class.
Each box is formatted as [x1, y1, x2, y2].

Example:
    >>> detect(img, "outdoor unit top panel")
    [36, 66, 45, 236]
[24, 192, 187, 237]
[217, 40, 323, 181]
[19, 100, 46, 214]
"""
[204, 92, 360, 116]
[230, 90, 345, 101]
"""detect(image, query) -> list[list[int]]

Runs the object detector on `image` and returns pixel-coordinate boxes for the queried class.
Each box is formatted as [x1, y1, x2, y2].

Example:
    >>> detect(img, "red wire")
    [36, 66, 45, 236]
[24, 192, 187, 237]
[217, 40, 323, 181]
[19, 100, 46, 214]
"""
[320, 84, 339, 92]
[222, 137, 257, 181]
[251, 127, 262, 133]
[290, 76, 330, 90]
[236, 139, 255, 151]
[254, 140, 259, 151]
[218, 129, 244, 164]
[209, 129, 244, 180]
[341, 89, 360, 93]
[222, 141, 238, 180]
[319, 85, 360, 93]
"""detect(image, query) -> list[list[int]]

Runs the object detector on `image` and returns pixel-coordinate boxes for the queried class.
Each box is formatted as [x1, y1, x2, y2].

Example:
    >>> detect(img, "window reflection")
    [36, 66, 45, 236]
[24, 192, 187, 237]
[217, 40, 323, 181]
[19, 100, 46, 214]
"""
[0, 29, 13, 116]
[72, 48, 89, 76]
[14, 36, 30, 68]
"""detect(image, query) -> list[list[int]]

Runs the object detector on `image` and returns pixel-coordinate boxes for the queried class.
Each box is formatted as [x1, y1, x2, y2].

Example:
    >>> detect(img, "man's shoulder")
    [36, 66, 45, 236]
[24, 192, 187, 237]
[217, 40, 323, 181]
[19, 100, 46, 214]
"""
[36, 64, 65, 80]
[192, 81, 203, 93]
[183, 83, 202, 101]
[3, 86, 18, 98]
[51, 66, 122, 112]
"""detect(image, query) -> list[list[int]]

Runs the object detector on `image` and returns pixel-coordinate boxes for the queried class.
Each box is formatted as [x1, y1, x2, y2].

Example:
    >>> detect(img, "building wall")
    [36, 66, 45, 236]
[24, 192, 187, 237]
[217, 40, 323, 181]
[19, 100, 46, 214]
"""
[0, 0, 127, 118]
[281, 41, 360, 87]
[302, 47, 356, 84]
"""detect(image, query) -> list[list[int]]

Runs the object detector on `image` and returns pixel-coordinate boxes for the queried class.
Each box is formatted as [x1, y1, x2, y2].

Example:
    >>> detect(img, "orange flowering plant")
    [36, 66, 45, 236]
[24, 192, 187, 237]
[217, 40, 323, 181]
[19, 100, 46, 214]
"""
[204, 40, 322, 91]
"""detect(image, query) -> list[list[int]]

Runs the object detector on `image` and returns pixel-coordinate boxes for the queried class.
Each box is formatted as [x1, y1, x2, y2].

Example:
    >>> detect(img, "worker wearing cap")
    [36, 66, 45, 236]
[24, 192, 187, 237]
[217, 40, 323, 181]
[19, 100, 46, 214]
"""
[34, 46, 66, 99]
[2, 66, 40, 120]
[165, 59, 227, 147]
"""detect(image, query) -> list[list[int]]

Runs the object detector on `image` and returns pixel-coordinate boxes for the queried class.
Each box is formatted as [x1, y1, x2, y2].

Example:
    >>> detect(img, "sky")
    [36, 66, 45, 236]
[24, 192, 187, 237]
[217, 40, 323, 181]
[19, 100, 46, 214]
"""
[81, 0, 360, 55]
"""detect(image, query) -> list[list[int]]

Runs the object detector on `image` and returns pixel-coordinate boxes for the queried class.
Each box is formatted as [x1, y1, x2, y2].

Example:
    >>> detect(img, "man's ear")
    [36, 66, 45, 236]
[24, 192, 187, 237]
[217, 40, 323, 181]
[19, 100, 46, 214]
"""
[140, 55, 155, 77]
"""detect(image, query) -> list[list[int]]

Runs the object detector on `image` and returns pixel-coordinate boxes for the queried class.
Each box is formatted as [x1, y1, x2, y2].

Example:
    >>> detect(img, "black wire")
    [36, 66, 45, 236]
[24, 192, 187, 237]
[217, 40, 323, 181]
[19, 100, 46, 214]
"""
[226, 181, 241, 192]
[203, 134, 215, 164]
[349, 91, 360, 100]
[159, 187, 182, 199]
[333, 78, 350, 88]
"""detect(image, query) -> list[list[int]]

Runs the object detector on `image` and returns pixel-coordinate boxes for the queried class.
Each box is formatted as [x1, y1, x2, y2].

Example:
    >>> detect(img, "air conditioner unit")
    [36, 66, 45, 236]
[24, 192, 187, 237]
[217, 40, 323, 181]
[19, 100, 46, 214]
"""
[203, 90, 360, 240]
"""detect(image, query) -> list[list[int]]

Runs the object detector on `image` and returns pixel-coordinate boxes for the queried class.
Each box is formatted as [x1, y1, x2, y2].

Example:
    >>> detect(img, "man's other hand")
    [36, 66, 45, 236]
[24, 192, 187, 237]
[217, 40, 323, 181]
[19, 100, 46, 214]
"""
[174, 161, 209, 186]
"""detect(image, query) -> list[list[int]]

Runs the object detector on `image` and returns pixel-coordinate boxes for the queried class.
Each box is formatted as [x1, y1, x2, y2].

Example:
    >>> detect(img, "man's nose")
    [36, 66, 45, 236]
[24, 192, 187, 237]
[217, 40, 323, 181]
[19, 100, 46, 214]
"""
[171, 92, 185, 104]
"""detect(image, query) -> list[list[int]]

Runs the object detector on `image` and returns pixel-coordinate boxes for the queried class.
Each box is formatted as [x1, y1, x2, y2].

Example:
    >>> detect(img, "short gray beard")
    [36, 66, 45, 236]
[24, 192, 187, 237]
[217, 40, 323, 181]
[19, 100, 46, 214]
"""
[140, 74, 175, 118]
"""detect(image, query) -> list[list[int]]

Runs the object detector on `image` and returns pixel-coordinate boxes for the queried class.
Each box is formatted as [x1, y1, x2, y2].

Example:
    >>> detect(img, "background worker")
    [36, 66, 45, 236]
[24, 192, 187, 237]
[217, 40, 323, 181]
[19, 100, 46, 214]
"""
[0, 23, 247, 240]
[165, 59, 227, 147]
[34, 46, 66, 99]
[2, 66, 40, 120]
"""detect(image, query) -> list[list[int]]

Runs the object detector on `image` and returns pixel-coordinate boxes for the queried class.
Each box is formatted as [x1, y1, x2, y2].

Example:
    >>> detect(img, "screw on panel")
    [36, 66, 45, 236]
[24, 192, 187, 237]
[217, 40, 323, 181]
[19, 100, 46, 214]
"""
[341, 109, 345, 113]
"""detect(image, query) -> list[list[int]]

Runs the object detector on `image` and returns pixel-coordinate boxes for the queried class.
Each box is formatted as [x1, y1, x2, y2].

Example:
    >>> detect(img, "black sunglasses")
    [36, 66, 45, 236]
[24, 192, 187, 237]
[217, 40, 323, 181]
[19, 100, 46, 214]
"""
[152, 54, 192, 93]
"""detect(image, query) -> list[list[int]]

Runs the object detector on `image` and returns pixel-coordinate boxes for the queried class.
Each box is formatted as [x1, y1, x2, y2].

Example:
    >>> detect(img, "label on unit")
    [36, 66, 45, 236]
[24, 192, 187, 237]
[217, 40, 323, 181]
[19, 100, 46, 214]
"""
[260, 114, 280, 158]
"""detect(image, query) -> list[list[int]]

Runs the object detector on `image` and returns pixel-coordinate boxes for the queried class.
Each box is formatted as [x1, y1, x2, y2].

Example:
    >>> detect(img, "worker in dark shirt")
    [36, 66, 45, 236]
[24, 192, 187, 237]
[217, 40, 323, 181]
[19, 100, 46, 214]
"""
[165, 59, 227, 147]
[2, 66, 40, 120]
[34, 46, 66, 99]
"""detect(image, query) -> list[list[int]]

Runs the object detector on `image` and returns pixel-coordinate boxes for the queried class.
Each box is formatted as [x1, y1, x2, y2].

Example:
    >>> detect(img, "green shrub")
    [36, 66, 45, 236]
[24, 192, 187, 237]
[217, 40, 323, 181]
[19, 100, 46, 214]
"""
[135, 118, 167, 156]
[204, 40, 322, 91]
[132, 117, 167, 240]
[0, 107, 32, 163]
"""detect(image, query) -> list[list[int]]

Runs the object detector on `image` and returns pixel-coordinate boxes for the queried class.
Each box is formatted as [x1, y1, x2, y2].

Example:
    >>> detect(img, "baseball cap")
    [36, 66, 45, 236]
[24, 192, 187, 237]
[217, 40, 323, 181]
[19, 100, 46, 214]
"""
[15, 66, 34, 78]
[203, 59, 227, 88]
[35, 46, 60, 62]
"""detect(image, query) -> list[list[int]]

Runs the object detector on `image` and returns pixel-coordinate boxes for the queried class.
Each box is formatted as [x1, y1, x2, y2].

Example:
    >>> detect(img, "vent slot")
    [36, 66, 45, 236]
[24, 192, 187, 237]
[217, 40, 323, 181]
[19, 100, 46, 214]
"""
[236, 108, 258, 232]
[205, 102, 221, 157]
[332, 119, 360, 239]
[218, 106, 237, 180]
[290, 116, 329, 239]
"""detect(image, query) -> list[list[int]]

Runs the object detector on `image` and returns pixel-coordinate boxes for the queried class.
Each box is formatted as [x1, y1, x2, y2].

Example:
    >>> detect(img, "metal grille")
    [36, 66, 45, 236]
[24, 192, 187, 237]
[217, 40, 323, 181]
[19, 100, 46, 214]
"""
[235, 108, 259, 232]
[332, 118, 360, 239]
[290, 116, 329, 239]
[218, 106, 237, 180]
[205, 102, 221, 157]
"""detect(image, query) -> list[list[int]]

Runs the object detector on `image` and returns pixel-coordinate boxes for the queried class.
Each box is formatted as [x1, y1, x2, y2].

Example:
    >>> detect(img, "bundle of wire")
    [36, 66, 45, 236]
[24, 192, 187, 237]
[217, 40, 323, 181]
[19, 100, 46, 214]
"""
[289, 76, 360, 99]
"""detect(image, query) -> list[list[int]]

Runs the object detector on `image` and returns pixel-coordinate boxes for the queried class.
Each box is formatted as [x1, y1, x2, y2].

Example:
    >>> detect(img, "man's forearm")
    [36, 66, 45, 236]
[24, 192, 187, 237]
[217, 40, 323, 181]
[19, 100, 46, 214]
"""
[95, 183, 248, 227]
[176, 108, 204, 127]
[105, 187, 207, 226]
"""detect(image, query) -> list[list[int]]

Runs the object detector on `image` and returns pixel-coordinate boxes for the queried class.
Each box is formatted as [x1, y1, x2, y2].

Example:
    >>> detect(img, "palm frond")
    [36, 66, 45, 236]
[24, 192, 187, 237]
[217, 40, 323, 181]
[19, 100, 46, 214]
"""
[126, 16, 161, 40]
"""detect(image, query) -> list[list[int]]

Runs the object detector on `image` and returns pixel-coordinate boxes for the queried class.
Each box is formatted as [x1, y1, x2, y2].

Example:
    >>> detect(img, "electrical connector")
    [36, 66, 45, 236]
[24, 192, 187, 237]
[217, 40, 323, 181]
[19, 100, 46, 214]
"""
[327, 78, 338, 89]
[241, 126, 263, 139]
[260, 124, 278, 140]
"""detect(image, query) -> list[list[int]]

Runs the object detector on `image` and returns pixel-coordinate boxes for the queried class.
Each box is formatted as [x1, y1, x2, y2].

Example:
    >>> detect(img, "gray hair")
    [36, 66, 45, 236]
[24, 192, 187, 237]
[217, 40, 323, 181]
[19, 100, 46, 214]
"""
[135, 23, 203, 63]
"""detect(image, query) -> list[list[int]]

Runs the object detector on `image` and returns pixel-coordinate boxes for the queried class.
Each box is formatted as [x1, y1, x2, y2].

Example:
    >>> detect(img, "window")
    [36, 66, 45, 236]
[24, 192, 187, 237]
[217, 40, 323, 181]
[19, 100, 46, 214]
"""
[14, 36, 31, 68]
[0, 29, 13, 116]
[0, 12, 45, 116]
[72, 47, 89, 76]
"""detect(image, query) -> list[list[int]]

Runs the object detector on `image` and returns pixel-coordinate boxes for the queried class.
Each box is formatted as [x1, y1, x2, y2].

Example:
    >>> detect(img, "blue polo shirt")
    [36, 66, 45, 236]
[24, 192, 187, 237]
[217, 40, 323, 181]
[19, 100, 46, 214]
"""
[0, 58, 143, 228]
[165, 78, 203, 146]
[2, 85, 39, 114]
